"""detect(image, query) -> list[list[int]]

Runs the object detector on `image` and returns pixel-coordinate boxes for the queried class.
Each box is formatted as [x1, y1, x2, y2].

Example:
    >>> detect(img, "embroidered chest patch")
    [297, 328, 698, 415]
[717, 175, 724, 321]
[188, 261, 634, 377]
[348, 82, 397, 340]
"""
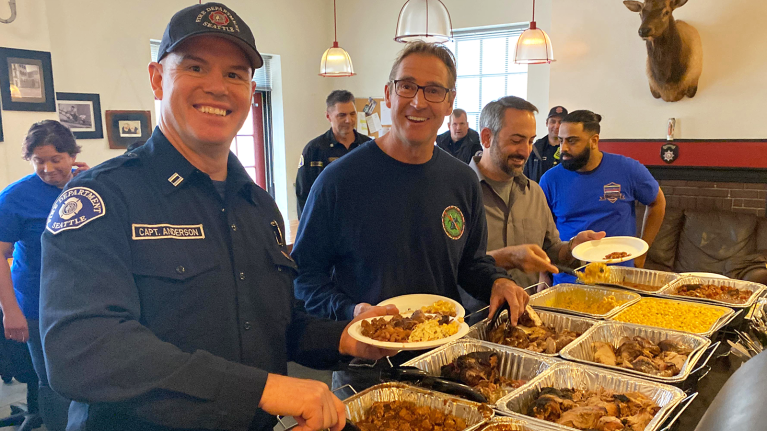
[441, 206, 465, 240]
[46, 187, 106, 235]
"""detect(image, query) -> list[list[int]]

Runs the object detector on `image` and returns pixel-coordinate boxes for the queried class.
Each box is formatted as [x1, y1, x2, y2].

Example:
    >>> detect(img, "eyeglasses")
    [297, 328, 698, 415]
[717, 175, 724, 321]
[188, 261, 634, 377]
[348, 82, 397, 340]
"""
[391, 80, 452, 103]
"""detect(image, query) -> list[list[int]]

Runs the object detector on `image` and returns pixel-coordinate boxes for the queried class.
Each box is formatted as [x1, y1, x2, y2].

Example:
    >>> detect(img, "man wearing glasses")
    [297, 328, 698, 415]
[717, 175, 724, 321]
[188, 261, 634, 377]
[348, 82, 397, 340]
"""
[293, 42, 528, 331]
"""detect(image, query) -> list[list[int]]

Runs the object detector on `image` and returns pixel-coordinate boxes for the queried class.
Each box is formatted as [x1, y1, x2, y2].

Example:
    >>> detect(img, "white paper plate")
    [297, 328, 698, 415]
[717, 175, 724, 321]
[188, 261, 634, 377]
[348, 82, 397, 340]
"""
[377, 294, 465, 318]
[680, 272, 730, 279]
[571, 236, 649, 263]
[347, 314, 470, 351]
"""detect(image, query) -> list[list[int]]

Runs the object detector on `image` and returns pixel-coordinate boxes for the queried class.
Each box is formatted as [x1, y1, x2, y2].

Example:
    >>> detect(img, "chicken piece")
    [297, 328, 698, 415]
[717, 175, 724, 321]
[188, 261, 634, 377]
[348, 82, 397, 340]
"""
[585, 395, 619, 417]
[633, 336, 661, 357]
[597, 415, 625, 431]
[556, 405, 607, 429]
[658, 339, 692, 356]
[528, 395, 563, 422]
[616, 340, 644, 365]
[554, 333, 577, 352]
[519, 306, 543, 327]
[658, 351, 687, 371]
[545, 337, 558, 354]
[593, 341, 618, 366]
[630, 356, 660, 375]
[624, 409, 656, 431]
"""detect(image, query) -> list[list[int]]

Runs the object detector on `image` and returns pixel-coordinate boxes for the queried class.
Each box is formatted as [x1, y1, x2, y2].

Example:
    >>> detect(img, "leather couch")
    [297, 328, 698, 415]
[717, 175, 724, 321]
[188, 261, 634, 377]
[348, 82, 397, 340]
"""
[642, 208, 767, 284]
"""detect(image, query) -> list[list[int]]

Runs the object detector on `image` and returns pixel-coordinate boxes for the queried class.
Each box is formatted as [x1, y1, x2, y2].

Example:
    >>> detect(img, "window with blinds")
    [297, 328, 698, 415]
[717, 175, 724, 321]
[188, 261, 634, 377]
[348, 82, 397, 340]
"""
[149, 39, 272, 90]
[441, 24, 529, 132]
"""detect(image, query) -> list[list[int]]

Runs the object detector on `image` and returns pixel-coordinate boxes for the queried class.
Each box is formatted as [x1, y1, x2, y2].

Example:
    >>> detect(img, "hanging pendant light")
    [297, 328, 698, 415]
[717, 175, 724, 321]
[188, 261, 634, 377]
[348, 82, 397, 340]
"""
[394, 0, 453, 43]
[514, 0, 555, 64]
[320, 0, 355, 77]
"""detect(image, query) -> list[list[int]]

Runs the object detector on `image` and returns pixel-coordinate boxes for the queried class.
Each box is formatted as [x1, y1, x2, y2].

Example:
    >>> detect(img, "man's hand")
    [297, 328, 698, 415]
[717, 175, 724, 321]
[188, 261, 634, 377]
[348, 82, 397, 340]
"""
[490, 244, 558, 273]
[72, 161, 89, 176]
[570, 230, 606, 250]
[634, 254, 647, 268]
[353, 302, 372, 317]
[340, 305, 400, 359]
[3, 307, 28, 343]
[489, 278, 529, 326]
[259, 374, 346, 431]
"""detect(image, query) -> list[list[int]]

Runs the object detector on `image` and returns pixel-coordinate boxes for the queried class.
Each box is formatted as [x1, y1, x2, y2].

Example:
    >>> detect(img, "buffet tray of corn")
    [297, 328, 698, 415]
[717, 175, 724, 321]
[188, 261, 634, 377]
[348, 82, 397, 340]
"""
[609, 296, 735, 337]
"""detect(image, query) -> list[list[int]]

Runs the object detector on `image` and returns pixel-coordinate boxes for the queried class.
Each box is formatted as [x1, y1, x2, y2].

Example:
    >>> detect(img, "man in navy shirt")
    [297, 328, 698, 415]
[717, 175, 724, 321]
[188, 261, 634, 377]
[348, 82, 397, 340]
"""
[539, 110, 666, 284]
[293, 42, 527, 326]
[436, 109, 482, 163]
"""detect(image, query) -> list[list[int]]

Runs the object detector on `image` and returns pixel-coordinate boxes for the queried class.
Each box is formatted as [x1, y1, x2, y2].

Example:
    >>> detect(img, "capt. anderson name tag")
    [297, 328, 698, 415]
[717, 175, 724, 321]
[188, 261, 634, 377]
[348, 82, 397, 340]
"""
[132, 224, 205, 240]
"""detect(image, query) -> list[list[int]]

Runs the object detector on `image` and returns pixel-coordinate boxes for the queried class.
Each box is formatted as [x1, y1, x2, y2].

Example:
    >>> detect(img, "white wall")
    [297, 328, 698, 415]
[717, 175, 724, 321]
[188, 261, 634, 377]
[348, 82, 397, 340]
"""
[549, 0, 767, 139]
[0, 0, 335, 222]
[332, 0, 555, 139]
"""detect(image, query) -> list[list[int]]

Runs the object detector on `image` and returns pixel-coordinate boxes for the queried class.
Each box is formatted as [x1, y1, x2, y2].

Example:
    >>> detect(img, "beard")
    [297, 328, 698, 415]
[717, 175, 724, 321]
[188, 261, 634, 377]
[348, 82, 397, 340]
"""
[491, 143, 525, 177]
[562, 146, 591, 171]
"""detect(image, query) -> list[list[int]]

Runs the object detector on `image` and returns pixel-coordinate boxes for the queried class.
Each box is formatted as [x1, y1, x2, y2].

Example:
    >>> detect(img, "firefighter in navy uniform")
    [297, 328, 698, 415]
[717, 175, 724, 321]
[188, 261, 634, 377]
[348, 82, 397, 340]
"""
[524, 106, 567, 184]
[38, 4, 394, 431]
[295, 90, 371, 220]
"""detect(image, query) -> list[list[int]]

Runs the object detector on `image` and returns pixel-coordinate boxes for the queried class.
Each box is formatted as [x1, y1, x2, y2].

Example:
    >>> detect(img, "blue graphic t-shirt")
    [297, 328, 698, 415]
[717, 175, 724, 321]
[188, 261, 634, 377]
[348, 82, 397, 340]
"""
[0, 174, 63, 319]
[539, 152, 659, 284]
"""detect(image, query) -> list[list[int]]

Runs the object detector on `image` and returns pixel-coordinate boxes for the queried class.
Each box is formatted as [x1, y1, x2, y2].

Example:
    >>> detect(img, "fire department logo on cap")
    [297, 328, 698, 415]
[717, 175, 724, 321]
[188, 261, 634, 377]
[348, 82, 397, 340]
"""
[209, 11, 229, 26]
[441, 206, 465, 240]
[555, 107, 563, 114]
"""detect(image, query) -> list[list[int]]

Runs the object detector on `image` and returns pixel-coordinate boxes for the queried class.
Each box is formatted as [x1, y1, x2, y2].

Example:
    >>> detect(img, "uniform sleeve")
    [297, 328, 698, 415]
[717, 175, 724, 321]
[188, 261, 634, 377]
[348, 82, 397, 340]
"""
[40, 178, 275, 430]
[456, 184, 511, 303]
[630, 159, 660, 206]
[0, 189, 22, 243]
[287, 301, 349, 368]
[292, 179, 357, 321]
[295, 144, 321, 221]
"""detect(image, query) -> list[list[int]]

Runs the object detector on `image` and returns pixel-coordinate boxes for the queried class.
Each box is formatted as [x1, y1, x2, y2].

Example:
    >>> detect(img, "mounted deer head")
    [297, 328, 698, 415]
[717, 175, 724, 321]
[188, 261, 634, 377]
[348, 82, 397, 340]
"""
[624, 0, 689, 40]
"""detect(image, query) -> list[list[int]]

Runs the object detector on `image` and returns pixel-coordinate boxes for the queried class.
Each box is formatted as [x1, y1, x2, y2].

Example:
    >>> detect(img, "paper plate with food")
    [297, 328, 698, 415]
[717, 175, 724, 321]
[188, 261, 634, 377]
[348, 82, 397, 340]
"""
[571, 236, 648, 264]
[377, 294, 466, 318]
[348, 309, 470, 351]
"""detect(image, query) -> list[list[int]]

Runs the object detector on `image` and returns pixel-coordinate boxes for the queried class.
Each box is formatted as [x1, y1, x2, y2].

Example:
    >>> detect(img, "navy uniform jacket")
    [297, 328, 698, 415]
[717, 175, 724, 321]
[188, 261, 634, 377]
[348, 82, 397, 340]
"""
[295, 128, 371, 219]
[435, 129, 482, 164]
[523, 136, 560, 184]
[40, 128, 349, 431]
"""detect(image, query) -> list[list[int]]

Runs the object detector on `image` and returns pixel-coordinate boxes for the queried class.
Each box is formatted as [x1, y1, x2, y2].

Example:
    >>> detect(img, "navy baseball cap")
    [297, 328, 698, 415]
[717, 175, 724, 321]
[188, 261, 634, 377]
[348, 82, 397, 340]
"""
[157, 2, 263, 70]
[547, 106, 568, 119]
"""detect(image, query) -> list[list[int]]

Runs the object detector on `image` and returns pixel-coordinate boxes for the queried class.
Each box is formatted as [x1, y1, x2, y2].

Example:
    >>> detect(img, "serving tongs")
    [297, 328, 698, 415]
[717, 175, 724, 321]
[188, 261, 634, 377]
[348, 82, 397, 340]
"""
[379, 366, 489, 403]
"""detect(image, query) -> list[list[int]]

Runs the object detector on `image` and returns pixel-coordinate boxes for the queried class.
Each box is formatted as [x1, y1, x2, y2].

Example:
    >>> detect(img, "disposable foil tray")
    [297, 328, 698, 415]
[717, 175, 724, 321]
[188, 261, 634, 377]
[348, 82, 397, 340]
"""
[528, 284, 640, 319]
[610, 296, 736, 338]
[659, 276, 766, 309]
[476, 416, 563, 431]
[343, 382, 493, 430]
[466, 309, 597, 357]
[558, 321, 711, 384]
[402, 339, 556, 406]
[577, 265, 680, 294]
[496, 363, 686, 431]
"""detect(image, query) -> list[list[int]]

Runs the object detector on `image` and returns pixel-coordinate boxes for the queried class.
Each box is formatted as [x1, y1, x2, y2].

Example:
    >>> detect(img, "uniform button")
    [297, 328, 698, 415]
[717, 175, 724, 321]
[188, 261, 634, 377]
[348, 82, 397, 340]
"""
[231, 224, 237, 231]
[243, 321, 252, 330]
[175, 266, 185, 274]
[277, 267, 283, 272]
[239, 272, 245, 280]
[221, 208, 226, 212]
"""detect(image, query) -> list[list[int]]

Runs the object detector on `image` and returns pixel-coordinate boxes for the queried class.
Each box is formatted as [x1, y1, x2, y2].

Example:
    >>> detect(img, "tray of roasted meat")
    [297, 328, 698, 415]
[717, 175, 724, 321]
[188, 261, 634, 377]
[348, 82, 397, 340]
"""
[657, 276, 766, 309]
[576, 265, 680, 295]
[342, 382, 494, 431]
[496, 362, 686, 431]
[401, 339, 557, 405]
[528, 284, 640, 319]
[558, 321, 712, 384]
[467, 309, 596, 357]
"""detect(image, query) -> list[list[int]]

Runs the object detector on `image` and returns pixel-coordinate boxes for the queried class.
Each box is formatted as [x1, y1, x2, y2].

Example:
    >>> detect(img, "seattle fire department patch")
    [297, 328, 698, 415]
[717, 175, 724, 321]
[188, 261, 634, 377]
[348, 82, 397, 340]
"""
[46, 187, 106, 235]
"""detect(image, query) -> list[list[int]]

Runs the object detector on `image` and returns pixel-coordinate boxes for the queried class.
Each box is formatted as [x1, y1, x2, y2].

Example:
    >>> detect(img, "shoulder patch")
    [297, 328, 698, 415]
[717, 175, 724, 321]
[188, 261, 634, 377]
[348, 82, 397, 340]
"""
[46, 187, 106, 235]
[298, 155, 304, 168]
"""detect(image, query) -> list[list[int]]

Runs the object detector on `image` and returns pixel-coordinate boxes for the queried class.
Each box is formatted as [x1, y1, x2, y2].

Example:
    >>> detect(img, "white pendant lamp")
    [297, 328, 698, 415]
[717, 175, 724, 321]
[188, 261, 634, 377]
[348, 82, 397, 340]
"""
[514, 0, 555, 64]
[319, 0, 355, 77]
[394, 0, 453, 43]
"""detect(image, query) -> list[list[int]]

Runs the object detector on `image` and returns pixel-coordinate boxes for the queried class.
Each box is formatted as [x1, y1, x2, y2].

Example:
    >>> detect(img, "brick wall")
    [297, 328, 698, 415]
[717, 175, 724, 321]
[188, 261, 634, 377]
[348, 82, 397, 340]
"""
[659, 180, 767, 217]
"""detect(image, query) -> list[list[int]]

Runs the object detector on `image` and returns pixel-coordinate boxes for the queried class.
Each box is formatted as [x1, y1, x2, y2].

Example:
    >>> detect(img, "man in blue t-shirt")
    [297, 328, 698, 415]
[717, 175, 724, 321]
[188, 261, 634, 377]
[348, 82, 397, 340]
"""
[539, 110, 666, 285]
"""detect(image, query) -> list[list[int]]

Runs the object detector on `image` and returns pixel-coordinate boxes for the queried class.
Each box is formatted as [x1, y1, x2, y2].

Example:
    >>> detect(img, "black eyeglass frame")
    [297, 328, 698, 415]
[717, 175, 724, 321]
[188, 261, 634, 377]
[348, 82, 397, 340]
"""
[390, 79, 454, 103]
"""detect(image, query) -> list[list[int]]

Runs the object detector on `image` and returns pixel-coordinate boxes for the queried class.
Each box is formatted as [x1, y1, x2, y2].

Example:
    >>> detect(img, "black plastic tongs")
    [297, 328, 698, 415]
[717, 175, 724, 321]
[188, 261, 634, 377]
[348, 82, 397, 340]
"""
[380, 366, 488, 403]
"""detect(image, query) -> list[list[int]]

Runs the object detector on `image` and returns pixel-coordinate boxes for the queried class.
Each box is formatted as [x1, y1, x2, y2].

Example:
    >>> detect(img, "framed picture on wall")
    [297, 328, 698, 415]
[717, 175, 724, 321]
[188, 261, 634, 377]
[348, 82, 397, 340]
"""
[105, 110, 152, 149]
[56, 92, 103, 139]
[0, 47, 56, 112]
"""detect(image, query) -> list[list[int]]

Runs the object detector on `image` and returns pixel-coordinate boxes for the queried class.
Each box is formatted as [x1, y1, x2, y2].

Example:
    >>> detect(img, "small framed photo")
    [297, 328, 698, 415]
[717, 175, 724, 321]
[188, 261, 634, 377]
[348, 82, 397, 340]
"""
[105, 110, 152, 149]
[56, 92, 103, 139]
[0, 47, 56, 112]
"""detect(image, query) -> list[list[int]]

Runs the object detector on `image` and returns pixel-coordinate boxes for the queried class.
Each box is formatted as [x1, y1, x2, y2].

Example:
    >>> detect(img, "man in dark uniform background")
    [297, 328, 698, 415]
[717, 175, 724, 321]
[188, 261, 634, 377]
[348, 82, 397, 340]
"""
[524, 105, 567, 183]
[435, 108, 482, 163]
[295, 90, 371, 219]
[39, 4, 394, 431]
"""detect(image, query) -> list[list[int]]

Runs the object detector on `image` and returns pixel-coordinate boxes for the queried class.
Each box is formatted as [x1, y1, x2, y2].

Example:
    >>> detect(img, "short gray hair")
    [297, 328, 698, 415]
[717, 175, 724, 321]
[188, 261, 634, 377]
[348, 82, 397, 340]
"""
[479, 96, 538, 138]
[388, 41, 457, 90]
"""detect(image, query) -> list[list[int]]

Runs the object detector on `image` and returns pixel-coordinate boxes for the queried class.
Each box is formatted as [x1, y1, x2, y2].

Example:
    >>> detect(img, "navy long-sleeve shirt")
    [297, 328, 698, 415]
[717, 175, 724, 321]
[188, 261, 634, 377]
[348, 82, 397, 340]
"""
[292, 141, 509, 321]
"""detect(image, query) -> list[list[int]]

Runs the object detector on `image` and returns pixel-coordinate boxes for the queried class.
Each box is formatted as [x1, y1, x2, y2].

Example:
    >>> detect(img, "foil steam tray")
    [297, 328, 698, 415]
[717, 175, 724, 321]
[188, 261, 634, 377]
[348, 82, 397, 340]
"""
[527, 284, 640, 319]
[610, 296, 736, 338]
[659, 275, 766, 309]
[496, 362, 686, 431]
[402, 339, 557, 406]
[343, 382, 494, 430]
[558, 321, 711, 384]
[576, 265, 680, 294]
[466, 309, 597, 357]
[475, 416, 564, 431]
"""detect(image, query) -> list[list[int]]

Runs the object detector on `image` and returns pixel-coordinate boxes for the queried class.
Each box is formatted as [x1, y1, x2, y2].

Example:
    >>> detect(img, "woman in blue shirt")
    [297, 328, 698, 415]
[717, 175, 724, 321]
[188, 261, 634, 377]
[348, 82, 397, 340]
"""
[0, 120, 87, 431]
